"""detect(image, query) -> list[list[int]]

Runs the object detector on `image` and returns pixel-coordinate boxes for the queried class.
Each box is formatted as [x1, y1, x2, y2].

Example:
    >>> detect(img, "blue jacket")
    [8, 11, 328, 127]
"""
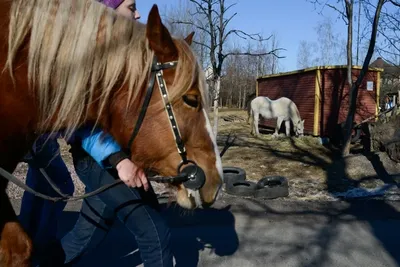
[30, 126, 124, 169]
[66, 125, 123, 168]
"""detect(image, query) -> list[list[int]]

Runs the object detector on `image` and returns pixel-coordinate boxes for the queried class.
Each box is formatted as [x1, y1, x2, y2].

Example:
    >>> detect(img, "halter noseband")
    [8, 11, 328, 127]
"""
[126, 56, 205, 191]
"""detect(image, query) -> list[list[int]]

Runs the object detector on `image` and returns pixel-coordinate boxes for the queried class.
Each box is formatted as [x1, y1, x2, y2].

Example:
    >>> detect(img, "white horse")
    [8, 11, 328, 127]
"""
[248, 96, 305, 137]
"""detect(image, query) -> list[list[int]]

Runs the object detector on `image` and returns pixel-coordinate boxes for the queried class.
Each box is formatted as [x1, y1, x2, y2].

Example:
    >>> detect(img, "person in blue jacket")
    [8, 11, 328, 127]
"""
[19, 133, 75, 257]
[29, 123, 172, 267]
[30, 1, 173, 267]
[19, 1, 142, 255]
[44, 124, 172, 267]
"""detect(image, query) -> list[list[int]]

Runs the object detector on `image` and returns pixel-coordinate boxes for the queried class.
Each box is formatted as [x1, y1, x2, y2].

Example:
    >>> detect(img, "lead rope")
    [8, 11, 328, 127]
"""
[0, 133, 235, 202]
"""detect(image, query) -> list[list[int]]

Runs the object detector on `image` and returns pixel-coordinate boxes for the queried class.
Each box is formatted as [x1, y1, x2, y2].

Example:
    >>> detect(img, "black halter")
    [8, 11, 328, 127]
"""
[126, 56, 205, 191]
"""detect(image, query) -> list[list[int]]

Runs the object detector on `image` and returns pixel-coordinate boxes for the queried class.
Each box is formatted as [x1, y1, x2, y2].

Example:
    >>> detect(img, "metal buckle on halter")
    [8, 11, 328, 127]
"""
[152, 61, 177, 72]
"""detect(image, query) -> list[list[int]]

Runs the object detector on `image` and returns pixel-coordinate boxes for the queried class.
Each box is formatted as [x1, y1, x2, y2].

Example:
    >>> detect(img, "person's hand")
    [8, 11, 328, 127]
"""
[116, 159, 149, 191]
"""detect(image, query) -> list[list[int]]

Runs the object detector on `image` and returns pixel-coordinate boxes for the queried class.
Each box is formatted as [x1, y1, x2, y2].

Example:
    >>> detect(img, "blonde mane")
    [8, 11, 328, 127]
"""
[6, 0, 208, 138]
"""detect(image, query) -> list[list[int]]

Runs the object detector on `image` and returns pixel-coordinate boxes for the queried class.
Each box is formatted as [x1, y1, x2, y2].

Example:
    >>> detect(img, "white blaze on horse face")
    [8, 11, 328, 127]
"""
[202, 109, 224, 183]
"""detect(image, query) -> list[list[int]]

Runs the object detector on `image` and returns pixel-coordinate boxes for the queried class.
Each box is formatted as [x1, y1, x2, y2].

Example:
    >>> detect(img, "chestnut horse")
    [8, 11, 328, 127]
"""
[0, 0, 223, 266]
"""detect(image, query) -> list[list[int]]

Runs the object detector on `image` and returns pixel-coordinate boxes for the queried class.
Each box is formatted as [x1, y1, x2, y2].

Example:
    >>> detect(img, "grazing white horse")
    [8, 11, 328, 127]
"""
[249, 96, 305, 137]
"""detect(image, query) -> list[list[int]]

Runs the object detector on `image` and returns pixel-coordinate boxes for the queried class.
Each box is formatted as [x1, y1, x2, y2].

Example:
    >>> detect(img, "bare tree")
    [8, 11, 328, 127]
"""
[172, 0, 284, 135]
[342, 0, 355, 156]
[162, 0, 209, 67]
[266, 33, 281, 74]
[308, 0, 387, 156]
[315, 17, 340, 65]
[297, 17, 346, 69]
[365, 0, 400, 66]
[355, 0, 363, 65]
[219, 39, 271, 109]
[297, 40, 315, 69]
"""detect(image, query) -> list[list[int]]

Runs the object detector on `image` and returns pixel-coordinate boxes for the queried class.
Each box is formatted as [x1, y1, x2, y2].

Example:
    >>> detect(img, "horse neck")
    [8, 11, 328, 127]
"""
[290, 105, 301, 124]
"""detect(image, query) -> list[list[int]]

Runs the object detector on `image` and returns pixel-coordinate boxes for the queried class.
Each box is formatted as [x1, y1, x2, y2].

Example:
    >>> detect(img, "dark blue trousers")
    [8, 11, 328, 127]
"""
[58, 146, 173, 267]
[19, 137, 74, 250]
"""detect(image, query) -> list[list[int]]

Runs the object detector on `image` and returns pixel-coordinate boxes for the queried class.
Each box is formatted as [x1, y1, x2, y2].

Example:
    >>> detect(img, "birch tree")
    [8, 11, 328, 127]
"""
[172, 0, 284, 135]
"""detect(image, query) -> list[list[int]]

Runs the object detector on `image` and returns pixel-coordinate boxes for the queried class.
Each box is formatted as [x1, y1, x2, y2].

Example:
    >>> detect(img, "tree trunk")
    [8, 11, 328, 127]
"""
[341, 0, 354, 157]
[342, 0, 385, 156]
[238, 86, 242, 109]
[213, 76, 221, 135]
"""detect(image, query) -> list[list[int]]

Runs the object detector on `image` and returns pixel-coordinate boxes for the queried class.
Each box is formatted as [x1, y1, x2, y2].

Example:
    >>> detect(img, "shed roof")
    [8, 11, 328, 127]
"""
[257, 65, 384, 81]
[369, 57, 400, 78]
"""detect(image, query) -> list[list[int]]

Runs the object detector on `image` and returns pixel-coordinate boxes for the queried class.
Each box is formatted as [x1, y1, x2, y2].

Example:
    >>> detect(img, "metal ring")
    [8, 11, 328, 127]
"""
[177, 160, 198, 178]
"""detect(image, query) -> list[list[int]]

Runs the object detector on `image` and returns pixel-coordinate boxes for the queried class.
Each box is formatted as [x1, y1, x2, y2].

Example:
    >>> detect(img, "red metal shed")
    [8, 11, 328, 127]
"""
[256, 65, 383, 137]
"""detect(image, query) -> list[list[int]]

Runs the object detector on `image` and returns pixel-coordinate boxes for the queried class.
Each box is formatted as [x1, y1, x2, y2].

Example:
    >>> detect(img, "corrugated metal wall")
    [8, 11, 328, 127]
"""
[257, 71, 316, 135]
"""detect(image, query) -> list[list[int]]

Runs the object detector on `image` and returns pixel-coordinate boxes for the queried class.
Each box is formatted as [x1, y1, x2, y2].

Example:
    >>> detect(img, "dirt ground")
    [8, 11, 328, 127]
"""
[7, 109, 400, 201]
[214, 109, 400, 201]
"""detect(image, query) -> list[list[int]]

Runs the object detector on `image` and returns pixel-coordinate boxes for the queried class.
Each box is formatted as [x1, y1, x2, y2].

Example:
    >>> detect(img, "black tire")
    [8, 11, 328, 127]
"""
[225, 181, 257, 197]
[254, 176, 289, 199]
[223, 166, 246, 184]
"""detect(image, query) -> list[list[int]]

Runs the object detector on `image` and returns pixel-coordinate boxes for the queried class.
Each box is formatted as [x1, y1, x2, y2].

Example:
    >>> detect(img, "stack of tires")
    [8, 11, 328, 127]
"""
[222, 167, 289, 199]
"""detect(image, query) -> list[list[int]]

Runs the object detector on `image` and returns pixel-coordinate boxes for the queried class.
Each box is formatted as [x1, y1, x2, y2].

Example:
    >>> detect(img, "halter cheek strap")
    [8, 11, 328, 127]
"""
[126, 56, 158, 151]
[125, 55, 210, 190]
[154, 61, 187, 164]
[126, 56, 187, 165]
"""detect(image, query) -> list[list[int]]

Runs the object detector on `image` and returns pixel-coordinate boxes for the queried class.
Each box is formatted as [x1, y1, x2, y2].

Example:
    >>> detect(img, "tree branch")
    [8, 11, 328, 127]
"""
[222, 48, 286, 61]
[193, 40, 212, 51]
[222, 29, 272, 44]
[390, 0, 400, 7]
[173, 20, 212, 35]
[327, 3, 348, 19]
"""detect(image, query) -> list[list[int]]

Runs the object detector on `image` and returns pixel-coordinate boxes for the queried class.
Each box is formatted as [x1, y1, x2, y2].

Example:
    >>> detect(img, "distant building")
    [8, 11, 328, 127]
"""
[256, 65, 383, 138]
[369, 57, 400, 82]
[369, 57, 400, 106]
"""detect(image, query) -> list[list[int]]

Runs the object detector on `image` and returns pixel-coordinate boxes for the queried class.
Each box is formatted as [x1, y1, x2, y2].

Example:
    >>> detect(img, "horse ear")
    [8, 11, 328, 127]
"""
[184, 32, 195, 46]
[146, 5, 178, 58]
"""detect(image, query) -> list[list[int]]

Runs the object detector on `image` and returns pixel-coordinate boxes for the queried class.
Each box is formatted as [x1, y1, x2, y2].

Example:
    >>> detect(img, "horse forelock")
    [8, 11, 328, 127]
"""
[167, 39, 209, 110]
[7, 0, 153, 138]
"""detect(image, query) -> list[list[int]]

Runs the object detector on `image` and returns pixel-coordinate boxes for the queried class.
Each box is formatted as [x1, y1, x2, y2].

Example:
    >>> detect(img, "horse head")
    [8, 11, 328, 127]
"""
[295, 119, 305, 137]
[108, 5, 223, 209]
[5, 0, 223, 210]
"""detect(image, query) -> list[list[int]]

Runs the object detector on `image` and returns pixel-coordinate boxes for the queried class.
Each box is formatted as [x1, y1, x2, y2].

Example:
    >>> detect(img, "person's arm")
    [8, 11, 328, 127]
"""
[79, 128, 127, 169]
[74, 127, 149, 190]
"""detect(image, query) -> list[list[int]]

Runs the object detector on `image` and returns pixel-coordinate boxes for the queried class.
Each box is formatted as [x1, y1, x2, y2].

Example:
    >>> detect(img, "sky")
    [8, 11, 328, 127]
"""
[135, 0, 358, 72]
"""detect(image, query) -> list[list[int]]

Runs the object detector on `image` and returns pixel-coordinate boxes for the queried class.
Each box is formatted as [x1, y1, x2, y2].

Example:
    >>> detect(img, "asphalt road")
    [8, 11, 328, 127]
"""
[11, 194, 400, 267]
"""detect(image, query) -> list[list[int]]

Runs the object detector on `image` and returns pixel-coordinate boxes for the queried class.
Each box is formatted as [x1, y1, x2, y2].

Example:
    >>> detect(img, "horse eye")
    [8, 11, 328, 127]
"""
[182, 95, 199, 108]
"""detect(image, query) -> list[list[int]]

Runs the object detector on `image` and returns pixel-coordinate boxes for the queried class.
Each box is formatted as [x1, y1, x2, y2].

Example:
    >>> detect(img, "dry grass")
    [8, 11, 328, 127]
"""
[215, 109, 400, 201]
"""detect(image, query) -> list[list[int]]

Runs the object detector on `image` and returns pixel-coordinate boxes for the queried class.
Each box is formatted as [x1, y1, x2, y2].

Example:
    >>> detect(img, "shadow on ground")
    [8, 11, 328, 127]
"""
[220, 127, 400, 266]
[216, 113, 400, 267]
[228, 196, 400, 267]
[56, 204, 239, 267]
